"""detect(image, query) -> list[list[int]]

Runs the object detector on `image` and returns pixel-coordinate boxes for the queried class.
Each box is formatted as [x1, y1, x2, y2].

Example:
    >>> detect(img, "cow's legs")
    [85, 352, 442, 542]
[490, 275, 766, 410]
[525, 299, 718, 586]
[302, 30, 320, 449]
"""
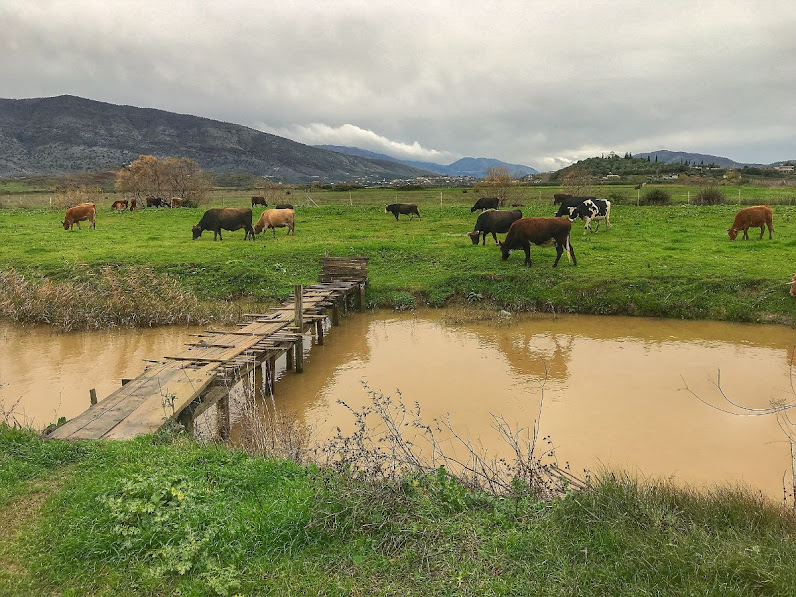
[552, 242, 564, 267]
[522, 241, 531, 266]
[759, 225, 765, 240]
[491, 232, 498, 245]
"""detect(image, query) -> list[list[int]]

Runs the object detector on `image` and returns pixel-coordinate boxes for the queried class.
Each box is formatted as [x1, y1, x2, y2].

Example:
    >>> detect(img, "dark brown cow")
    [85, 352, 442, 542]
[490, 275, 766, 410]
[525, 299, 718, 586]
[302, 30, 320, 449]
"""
[499, 217, 576, 267]
[62, 203, 96, 230]
[385, 203, 421, 220]
[251, 196, 267, 207]
[192, 208, 254, 241]
[130, 199, 137, 211]
[146, 196, 168, 208]
[727, 205, 773, 240]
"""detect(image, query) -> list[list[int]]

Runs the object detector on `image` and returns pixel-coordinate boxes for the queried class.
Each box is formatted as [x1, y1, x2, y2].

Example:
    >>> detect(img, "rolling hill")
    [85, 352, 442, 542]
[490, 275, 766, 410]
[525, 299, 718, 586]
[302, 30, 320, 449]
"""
[0, 95, 433, 183]
[316, 145, 538, 178]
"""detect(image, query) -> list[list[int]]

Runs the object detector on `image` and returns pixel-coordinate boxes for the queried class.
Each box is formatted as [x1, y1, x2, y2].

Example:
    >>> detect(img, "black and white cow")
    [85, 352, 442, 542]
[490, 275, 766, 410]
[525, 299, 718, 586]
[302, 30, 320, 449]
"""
[553, 196, 596, 218]
[568, 198, 611, 234]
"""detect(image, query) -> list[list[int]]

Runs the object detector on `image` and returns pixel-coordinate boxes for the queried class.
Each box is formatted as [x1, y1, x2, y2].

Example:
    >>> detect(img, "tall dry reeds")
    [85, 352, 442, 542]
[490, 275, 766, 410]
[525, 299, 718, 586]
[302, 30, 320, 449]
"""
[0, 266, 239, 330]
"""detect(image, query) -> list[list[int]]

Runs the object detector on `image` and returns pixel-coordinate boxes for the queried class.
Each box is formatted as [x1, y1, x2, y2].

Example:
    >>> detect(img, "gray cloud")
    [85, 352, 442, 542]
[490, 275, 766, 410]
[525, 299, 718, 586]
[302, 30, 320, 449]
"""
[2, 0, 795, 171]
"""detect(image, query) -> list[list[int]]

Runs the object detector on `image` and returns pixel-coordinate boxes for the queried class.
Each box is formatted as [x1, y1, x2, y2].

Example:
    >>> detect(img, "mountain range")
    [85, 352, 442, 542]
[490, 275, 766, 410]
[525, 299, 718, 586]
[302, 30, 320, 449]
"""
[0, 95, 432, 183]
[315, 145, 538, 178]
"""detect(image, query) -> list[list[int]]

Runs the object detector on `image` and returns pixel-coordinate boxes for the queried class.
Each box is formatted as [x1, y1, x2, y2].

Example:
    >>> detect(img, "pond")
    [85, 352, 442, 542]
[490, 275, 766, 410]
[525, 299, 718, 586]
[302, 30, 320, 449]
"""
[2, 312, 795, 500]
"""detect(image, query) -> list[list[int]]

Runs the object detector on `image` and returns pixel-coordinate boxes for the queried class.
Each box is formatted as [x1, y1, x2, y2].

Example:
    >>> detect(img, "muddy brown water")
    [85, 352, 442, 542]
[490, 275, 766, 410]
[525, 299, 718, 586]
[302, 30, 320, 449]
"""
[2, 312, 796, 500]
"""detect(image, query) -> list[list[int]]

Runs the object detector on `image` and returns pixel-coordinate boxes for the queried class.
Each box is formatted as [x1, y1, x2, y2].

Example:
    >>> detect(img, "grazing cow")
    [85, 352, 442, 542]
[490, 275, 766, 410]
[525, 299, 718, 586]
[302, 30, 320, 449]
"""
[790, 273, 796, 297]
[470, 197, 500, 212]
[146, 196, 168, 208]
[467, 209, 522, 245]
[192, 208, 254, 241]
[499, 217, 576, 267]
[251, 196, 267, 207]
[129, 199, 137, 211]
[385, 203, 421, 220]
[727, 205, 773, 241]
[62, 203, 96, 230]
[169, 197, 184, 208]
[568, 199, 611, 234]
[554, 196, 596, 218]
[111, 199, 128, 212]
[553, 193, 574, 205]
[253, 208, 295, 238]
[275, 203, 294, 210]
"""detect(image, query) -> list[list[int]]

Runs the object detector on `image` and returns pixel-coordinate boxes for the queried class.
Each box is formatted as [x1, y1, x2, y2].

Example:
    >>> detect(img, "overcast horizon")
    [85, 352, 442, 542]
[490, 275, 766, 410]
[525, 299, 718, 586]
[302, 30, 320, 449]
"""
[3, 1, 795, 172]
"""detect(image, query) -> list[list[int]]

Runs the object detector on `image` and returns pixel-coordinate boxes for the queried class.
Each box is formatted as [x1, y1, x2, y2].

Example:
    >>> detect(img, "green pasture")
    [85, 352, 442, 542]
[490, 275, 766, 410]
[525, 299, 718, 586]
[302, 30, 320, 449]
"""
[2, 195, 796, 323]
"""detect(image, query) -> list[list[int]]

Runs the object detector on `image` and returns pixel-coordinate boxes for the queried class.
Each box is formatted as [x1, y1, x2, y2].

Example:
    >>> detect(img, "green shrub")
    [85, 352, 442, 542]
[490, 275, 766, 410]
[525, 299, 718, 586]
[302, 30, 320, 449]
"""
[693, 186, 725, 205]
[640, 188, 671, 206]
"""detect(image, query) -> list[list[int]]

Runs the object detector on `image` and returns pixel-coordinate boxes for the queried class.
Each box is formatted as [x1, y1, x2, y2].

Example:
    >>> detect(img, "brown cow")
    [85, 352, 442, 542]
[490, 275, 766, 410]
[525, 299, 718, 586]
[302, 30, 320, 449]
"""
[63, 203, 96, 230]
[111, 199, 128, 212]
[499, 217, 576, 267]
[130, 199, 137, 211]
[727, 205, 773, 240]
[790, 274, 796, 297]
[170, 197, 184, 208]
[254, 208, 295, 238]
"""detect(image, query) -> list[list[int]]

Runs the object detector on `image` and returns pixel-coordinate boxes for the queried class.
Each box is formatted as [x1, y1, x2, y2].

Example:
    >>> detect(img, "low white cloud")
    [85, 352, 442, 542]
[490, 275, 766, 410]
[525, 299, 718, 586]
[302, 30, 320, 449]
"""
[258, 122, 459, 165]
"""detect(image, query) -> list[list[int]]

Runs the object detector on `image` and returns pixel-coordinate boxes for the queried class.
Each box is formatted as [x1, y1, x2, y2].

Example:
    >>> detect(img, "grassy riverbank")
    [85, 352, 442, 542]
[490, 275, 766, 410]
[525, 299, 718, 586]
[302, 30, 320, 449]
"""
[3, 424, 796, 596]
[2, 196, 796, 327]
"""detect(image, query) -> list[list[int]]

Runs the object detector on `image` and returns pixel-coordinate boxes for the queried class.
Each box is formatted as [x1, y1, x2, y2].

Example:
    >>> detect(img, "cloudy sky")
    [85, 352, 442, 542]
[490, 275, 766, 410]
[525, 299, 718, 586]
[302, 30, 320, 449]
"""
[3, 1, 795, 171]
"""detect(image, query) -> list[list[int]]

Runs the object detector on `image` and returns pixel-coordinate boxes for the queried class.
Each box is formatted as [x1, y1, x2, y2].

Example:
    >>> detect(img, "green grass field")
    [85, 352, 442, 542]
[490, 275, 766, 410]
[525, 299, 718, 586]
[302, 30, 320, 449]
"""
[2, 192, 796, 324]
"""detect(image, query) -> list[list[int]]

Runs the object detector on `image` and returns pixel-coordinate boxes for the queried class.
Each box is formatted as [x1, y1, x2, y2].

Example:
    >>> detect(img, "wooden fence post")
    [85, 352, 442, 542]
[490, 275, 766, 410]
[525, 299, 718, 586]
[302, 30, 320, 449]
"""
[294, 284, 304, 373]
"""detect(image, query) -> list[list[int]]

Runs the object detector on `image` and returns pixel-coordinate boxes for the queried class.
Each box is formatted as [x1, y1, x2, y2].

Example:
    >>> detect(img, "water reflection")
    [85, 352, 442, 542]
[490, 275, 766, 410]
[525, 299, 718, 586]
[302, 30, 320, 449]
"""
[2, 312, 796, 500]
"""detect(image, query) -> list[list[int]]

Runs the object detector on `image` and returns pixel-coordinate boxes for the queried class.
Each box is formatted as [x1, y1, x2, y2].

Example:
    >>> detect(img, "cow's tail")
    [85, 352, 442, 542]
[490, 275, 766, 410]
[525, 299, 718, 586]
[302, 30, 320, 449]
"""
[565, 233, 573, 264]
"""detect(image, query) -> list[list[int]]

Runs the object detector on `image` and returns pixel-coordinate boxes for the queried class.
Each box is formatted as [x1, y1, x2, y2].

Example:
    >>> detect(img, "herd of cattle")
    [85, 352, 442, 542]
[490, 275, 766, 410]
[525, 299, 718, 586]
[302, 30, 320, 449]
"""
[60, 193, 776, 268]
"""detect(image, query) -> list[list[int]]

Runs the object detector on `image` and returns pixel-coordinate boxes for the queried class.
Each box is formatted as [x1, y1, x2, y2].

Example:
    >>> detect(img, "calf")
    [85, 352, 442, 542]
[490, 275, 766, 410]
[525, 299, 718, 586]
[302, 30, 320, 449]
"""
[111, 199, 128, 212]
[251, 196, 267, 207]
[727, 205, 773, 240]
[470, 197, 499, 212]
[62, 203, 96, 230]
[192, 208, 254, 241]
[499, 217, 576, 267]
[146, 196, 168, 208]
[554, 196, 596, 218]
[169, 197, 184, 208]
[568, 199, 611, 234]
[385, 203, 421, 220]
[467, 209, 522, 245]
[129, 199, 137, 211]
[254, 208, 295, 238]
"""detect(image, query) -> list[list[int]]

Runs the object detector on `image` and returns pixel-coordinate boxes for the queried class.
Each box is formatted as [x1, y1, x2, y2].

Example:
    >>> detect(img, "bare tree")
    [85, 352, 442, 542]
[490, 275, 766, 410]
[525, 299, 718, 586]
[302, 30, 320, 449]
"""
[116, 155, 211, 204]
[560, 168, 595, 197]
[478, 166, 522, 207]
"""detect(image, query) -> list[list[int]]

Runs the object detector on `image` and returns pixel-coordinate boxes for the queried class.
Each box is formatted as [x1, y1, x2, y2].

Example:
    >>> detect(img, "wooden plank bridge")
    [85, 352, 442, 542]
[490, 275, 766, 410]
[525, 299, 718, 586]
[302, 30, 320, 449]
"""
[47, 257, 368, 441]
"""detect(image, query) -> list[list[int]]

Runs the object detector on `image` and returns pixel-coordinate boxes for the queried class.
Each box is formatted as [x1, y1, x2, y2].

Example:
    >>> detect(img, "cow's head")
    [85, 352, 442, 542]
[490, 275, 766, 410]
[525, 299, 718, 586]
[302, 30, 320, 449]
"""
[466, 231, 480, 245]
[62, 220, 69, 230]
[192, 225, 202, 240]
[726, 228, 738, 241]
[498, 240, 510, 260]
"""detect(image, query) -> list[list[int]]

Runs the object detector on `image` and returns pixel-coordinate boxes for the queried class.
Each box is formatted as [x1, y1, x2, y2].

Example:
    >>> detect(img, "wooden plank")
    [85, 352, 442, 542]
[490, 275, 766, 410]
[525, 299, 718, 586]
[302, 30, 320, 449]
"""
[102, 363, 219, 440]
[48, 365, 183, 440]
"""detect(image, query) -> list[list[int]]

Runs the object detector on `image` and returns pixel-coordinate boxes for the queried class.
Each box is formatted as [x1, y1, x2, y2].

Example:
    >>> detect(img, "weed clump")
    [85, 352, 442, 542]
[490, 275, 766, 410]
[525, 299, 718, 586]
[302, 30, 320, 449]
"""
[693, 186, 726, 205]
[640, 188, 671, 206]
[0, 265, 239, 330]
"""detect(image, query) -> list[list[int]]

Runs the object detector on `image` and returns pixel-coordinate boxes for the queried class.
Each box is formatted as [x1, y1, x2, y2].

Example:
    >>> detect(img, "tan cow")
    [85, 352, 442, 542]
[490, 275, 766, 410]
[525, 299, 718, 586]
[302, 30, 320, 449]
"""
[253, 208, 295, 238]
[170, 197, 184, 208]
[727, 205, 773, 240]
[62, 203, 96, 230]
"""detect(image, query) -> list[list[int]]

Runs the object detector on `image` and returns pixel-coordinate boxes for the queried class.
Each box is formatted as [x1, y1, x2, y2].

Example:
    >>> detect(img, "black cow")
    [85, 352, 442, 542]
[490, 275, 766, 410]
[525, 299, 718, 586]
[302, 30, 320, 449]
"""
[146, 196, 168, 208]
[568, 199, 611, 234]
[275, 203, 294, 210]
[554, 196, 596, 218]
[467, 209, 522, 245]
[499, 217, 576, 267]
[192, 208, 255, 241]
[251, 196, 267, 207]
[385, 203, 421, 221]
[470, 197, 500, 212]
